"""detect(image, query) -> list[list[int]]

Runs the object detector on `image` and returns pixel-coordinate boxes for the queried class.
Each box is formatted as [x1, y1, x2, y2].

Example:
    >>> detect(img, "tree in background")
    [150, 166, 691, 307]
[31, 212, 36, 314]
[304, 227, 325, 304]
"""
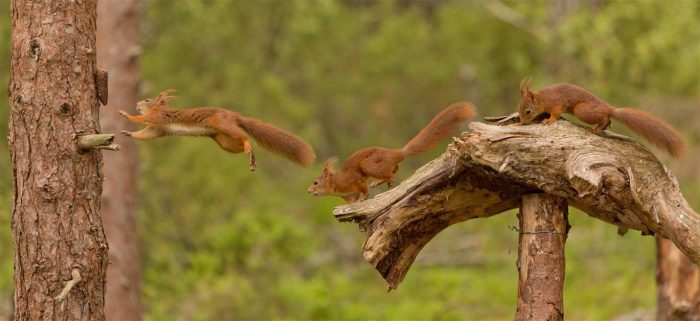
[8, 0, 108, 320]
[97, 1, 142, 320]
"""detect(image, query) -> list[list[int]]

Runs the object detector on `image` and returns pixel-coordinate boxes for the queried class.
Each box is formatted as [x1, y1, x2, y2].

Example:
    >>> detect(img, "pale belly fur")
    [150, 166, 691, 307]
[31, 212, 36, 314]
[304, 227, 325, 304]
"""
[161, 124, 217, 136]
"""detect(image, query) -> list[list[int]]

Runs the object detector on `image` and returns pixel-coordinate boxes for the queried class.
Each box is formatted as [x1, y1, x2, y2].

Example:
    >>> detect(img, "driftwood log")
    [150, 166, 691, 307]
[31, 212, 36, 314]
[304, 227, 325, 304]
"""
[333, 119, 700, 290]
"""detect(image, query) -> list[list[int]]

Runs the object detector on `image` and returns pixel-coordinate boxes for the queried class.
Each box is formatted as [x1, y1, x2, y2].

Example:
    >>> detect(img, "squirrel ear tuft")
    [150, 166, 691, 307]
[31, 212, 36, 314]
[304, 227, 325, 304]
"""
[156, 89, 177, 104]
[520, 76, 532, 96]
[323, 157, 338, 175]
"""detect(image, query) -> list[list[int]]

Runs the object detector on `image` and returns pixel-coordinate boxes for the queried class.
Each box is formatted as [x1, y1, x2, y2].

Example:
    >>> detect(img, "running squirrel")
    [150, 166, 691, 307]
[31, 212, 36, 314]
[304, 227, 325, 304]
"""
[518, 78, 685, 158]
[308, 102, 476, 203]
[119, 89, 316, 171]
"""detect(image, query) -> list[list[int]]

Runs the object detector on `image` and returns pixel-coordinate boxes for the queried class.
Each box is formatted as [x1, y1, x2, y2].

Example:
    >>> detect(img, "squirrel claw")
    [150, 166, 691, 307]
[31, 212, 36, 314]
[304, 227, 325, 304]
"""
[587, 127, 603, 135]
[248, 154, 256, 172]
[120, 130, 132, 137]
[368, 181, 383, 188]
[118, 110, 130, 118]
[369, 179, 393, 189]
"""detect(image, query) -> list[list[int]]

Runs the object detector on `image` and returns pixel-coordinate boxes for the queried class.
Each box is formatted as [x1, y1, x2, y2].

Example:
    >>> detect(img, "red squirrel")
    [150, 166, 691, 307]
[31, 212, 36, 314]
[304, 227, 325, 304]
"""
[119, 89, 316, 171]
[518, 78, 685, 158]
[308, 102, 476, 203]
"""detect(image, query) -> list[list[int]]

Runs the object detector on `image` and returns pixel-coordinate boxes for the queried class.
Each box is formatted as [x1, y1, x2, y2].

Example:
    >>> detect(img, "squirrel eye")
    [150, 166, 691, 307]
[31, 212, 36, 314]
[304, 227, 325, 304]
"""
[313, 180, 319, 185]
[526, 109, 531, 115]
[144, 99, 151, 103]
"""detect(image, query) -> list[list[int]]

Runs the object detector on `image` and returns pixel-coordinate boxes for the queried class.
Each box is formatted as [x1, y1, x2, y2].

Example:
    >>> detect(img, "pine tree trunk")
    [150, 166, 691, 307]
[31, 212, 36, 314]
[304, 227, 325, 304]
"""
[657, 237, 700, 321]
[8, 0, 108, 320]
[96, 1, 142, 320]
[514, 194, 568, 321]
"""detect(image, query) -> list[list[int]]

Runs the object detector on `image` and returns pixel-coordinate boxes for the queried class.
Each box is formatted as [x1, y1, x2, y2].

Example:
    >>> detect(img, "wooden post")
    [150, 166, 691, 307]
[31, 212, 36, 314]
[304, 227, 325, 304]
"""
[514, 194, 568, 321]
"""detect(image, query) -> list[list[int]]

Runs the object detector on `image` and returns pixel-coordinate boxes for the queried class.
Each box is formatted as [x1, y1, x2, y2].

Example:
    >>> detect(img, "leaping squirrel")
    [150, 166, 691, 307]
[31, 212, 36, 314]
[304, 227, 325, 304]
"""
[308, 102, 476, 203]
[119, 89, 316, 171]
[518, 78, 685, 158]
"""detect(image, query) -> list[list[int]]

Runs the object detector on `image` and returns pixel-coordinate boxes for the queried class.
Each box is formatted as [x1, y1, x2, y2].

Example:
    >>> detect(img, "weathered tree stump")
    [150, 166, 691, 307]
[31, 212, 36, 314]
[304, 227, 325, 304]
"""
[332, 120, 700, 291]
[515, 194, 568, 321]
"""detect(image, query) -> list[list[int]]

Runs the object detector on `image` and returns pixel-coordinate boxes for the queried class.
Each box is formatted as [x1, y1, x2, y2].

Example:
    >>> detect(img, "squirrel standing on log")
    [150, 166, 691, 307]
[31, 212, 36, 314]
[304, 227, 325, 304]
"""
[308, 102, 476, 203]
[119, 89, 316, 171]
[518, 78, 685, 158]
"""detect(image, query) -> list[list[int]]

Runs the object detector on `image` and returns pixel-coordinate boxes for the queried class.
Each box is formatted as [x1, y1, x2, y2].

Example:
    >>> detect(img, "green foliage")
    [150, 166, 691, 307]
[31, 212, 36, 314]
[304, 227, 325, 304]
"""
[0, 0, 698, 320]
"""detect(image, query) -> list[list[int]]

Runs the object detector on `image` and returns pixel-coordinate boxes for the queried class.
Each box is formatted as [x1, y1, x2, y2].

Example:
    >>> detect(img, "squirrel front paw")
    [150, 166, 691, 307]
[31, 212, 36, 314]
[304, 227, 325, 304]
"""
[120, 130, 132, 137]
[118, 110, 130, 118]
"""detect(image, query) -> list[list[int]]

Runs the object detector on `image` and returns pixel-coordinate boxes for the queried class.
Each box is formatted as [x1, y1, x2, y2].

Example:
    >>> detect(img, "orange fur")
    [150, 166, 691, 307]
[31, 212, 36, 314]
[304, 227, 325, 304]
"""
[611, 108, 685, 158]
[518, 79, 685, 158]
[308, 101, 476, 204]
[120, 89, 316, 171]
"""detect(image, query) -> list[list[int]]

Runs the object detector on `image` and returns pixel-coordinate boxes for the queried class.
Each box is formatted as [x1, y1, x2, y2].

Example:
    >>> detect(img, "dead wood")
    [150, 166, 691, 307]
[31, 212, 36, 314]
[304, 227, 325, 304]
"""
[333, 120, 699, 289]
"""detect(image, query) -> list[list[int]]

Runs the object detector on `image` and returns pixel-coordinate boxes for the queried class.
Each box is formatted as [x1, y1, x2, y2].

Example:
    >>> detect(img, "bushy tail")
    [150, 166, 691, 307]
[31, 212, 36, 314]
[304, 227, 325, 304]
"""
[611, 108, 685, 158]
[401, 101, 477, 156]
[238, 116, 316, 166]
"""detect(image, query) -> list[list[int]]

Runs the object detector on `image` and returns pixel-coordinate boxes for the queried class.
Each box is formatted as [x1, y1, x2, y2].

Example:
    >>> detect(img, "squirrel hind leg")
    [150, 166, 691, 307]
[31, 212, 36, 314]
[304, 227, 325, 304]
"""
[585, 118, 611, 134]
[243, 140, 256, 171]
[595, 119, 611, 133]
[368, 167, 398, 189]
[572, 103, 613, 133]
[211, 134, 255, 171]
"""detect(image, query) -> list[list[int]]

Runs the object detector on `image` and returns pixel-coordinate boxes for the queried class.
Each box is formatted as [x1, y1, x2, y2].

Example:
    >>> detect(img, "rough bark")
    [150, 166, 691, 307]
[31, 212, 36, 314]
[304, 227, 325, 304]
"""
[333, 120, 699, 289]
[514, 194, 568, 321]
[96, 1, 142, 320]
[657, 237, 700, 321]
[8, 0, 108, 320]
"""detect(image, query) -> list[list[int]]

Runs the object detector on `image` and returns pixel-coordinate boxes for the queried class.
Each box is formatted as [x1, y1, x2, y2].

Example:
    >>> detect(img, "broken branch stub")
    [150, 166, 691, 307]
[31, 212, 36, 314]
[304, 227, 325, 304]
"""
[332, 120, 700, 289]
[77, 133, 120, 151]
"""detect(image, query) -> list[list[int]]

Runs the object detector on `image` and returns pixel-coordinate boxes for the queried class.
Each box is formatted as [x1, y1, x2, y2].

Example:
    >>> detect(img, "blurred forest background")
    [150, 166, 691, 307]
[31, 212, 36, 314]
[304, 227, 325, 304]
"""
[1, 0, 699, 320]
